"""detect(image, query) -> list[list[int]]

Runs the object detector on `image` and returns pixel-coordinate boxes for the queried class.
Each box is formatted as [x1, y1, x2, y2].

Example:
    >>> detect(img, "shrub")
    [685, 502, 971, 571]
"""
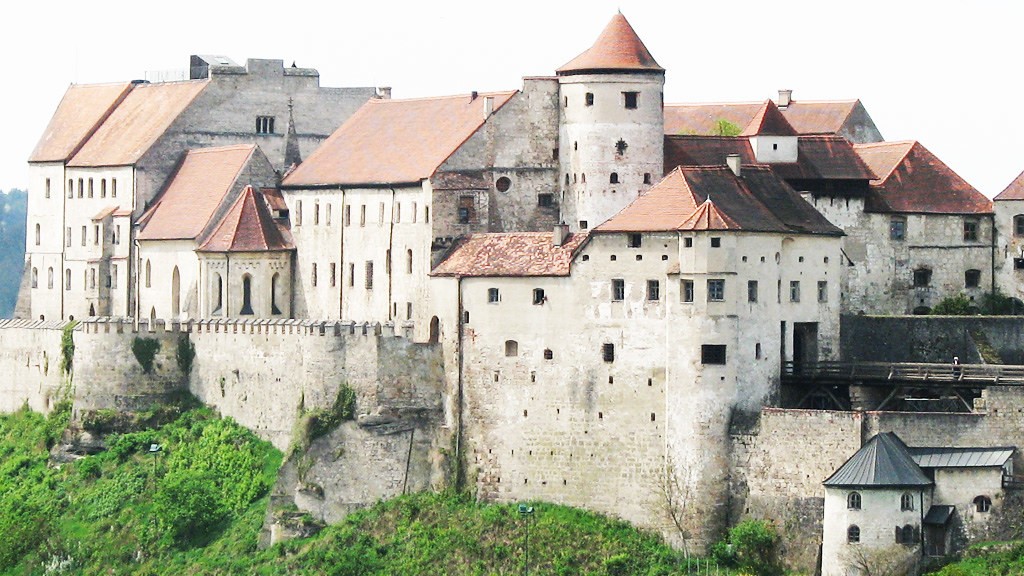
[176, 335, 195, 374]
[712, 519, 783, 576]
[59, 322, 76, 375]
[154, 468, 228, 547]
[932, 293, 975, 315]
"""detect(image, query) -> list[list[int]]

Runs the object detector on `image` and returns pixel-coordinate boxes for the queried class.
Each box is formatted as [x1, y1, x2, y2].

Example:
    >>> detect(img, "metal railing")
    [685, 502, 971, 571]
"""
[782, 361, 1024, 387]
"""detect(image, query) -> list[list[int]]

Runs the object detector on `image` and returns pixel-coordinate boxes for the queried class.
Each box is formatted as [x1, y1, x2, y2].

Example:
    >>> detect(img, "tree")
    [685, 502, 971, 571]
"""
[842, 544, 917, 576]
[713, 119, 743, 137]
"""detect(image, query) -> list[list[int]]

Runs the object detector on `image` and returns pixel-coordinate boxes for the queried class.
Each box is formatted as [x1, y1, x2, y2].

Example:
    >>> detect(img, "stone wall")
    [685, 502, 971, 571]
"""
[0, 319, 69, 413]
[842, 314, 1024, 364]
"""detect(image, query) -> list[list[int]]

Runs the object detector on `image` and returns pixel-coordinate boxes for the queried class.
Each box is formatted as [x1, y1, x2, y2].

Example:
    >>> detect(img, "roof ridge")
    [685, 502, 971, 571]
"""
[371, 90, 518, 104]
[187, 143, 258, 155]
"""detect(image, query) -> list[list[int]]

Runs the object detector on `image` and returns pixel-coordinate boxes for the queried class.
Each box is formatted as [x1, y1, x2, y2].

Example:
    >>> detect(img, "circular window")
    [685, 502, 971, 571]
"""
[496, 176, 512, 192]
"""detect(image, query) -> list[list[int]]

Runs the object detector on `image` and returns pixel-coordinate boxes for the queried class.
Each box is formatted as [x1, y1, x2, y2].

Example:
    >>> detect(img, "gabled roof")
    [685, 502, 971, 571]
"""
[664, 135, 875, 181]
[740, 101, 797, 137]
[556, 13, 663, 75]
[824, 432, 933, 488]
[137, 145, 256, 241]
[68, 80, 209, 167]
[597, 165, 843, 236]
[909, 447, 1014, 469]
[855, 141, 992, 214]
[994, 170, 1024, 201]
[197, 186, 292, 252]
[431, 232, 589, 277]
[282, 92, 516, 187]
[30, 82, 134, 163]
[663, 100, 863, 137]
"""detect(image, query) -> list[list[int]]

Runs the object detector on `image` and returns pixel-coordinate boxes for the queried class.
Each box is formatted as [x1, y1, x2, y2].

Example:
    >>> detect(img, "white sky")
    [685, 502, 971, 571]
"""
[4, 0, 1024, 196]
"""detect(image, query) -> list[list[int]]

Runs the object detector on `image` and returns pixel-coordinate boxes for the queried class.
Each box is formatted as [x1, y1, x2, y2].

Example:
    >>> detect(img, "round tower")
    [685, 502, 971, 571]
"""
[556, 13, 665, 231]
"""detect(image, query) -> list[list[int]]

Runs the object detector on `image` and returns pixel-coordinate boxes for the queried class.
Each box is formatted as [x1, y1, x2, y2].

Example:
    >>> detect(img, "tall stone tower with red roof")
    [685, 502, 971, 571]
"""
[556, 13, 665, 232]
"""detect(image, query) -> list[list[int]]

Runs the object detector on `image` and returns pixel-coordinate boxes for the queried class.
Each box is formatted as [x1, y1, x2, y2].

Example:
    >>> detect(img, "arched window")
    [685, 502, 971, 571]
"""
[34, 224, 40, 246]
[610, 172, 619, 184]
[900, 492, 914, 511]
[505, 340, 518, 357]
[212, 273, 223, 315]
[901, 524, 914, 544]
[171, 267, 180, 317]
[847, 525, 860, 543]
[407, 249, 413, 274]
[31, 268, 38, 288]
[240, 274, 254, 315]
[271, 273, 282, 315]
[848, 492, 862, 510]
[145, 260, 152, 288]
[974, 495, 992, 513]
[47, 267, 54, 289]
[429, 316, 440, 344]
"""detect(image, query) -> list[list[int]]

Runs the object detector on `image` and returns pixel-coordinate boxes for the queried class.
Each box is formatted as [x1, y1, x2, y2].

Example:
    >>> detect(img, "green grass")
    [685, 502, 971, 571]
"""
[0, 405, 726, 575]
[928, 541, 1024, 575]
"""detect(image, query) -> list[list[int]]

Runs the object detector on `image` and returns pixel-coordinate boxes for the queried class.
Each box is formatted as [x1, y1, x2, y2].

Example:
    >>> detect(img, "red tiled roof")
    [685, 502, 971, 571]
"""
[30, 82, 133, 163]
[137, 145, 256, 241]
[740, 101, 797, 137]
[995, 170, 1024, 201]
[69, 80, 209, 167]
[780, 100, 860, 135]
[855, 141, 992, 214]
[598, 165, 842, 236]
[283, 92, 516, 187]
[556, 13, 663, 75]
[431, 232, 589, 277]
[664, 100, 861, 137]
[198, 186, 293, 252]
[664, 135, 875, 181]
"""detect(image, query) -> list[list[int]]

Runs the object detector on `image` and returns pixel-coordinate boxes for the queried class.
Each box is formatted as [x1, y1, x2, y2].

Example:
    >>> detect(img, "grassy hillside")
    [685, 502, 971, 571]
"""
[928, 542, 1024, 575]
[0, 404, 732, 575]
[0, 189, 26, 318]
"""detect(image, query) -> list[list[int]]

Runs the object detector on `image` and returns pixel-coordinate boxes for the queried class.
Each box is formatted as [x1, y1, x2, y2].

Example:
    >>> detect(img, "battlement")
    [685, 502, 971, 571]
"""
[71, 317, 417, 339]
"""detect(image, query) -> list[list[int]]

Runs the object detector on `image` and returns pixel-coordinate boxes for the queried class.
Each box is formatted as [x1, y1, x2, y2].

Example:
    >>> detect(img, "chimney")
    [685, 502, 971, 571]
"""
[483, 96, 494, 119]
[378, 86, 392, 99]
[470, 90, 479, 100]
[726, 154, 742, 177]
[778, 89, 793, 109]
[552, 222, 570, 246]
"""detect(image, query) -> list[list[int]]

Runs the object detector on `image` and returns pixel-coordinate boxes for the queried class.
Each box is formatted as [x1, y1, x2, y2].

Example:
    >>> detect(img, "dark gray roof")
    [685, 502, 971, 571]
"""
[824, 432, 933, 488]
[923, 505, 955, 526]
[909, 447, 1015, 469]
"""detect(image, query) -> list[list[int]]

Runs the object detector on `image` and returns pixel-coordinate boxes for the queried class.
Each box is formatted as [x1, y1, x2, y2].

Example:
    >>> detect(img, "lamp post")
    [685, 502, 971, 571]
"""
[518, 504, 534, 576]
[148, 443, 162, 482]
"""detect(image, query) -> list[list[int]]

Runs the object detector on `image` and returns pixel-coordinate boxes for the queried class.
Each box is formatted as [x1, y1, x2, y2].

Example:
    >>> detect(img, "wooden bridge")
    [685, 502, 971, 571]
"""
[781, 361, 1024, 412]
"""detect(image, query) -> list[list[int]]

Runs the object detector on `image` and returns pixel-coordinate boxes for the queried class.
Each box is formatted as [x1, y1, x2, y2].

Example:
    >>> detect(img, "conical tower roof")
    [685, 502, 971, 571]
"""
[557, 13, 663, 76]
[824, 432, 932, 488]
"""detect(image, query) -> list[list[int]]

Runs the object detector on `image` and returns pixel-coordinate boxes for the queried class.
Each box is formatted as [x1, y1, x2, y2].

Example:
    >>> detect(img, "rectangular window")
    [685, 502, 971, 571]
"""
[748, 280, 758, 303]
[314, 202, 320, 225]
[890, 217, 906, 241]
[256, 116, 275, 134]
[701, 344, 727, 365]
[101, 179, 106, 198]
[913, 268, 932, 287]
[326, 203, 332, 225]
[623, 91, 639, 109]
[602, 343, 614, 362]
[458, 196, 474, 224]
[45, 178, 50, 198]
[488, 287, 500, 303]
[65, 227, 71, 247]
[965, 269, 981, 288]
[111, 178, 117, 198]
[533, 288, 546, 305]
[111, 264, 118, 289]
[94, 225, 99, 245]
[81, 226, 86, 246]
[378, 202, 385, 225]
[710, 237, 721, 248]
[790, 280, 800, 302]
[349, 263, 355, 286]
[818, 281, 828, 302]
[345, 205, 351, 226]
[67, 179, 73, 199]
[412, 202, 418, 223]
[88, 178, 94, 198]
[394, 202, 401, 223]
[78, 178, 83, 198]
[311, 263, 318, 287]
[684, 237, 693, 248]
[1016, 215, 1024, 237]
[365, 261, 374, 289]
[295, 200, 303, 225]
[707, 279, 725, 302]
[628, 233, 642, 248]
[647, 280, 660, 301]
[963, 219, 979, 241]
[537, 194, 553, 207]
[585, 92, 594, 106]
[682, 280, 694, 303]
[360, 205, 366, 226]
[330, 263, 337, 287]
[612, 279, 625, 301]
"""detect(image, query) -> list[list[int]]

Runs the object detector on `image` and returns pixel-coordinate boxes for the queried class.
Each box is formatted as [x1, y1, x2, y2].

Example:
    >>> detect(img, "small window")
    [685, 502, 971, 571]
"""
[701, 344, 727, 365]
[412, 202, 418, 223]
[585, 92, 594, 106]
[349, 263, 355, 287]
[256, 115, 275, 134]
[537, 194, 553, 207]
[848, 492, 862, 510]
[610, 172, 619, 184]
[682, 280, 695, 303]
[406, 249, 414, 274]
[45, 178, 51, 198]
[533, 288, 546, 305]
[974, 495, 992, 513]
[711, 237, 721, 248]
[496, 176, 512, 192]
[505, 340, 518, 357]
[48, 267, 54, 289]
[963, 219, 979, 241]
[111, 178, 117, 198]
[890, 217, 906, 241]
[790, 280, 800, 302]
[31, 267, 38, 288]
[601, 343, 615, 362]
[100, 179, 106, 198]
[543, 349, 553, 360]
[579, 220, 588, 229]
[379, 202, 385, 225]
[360, 205, 366, 226]
[393, 202, 400, 223]
[458, 196, 474, 224]
[365, 261, 374, 289]
[311, 263, 318, 287]
[623, 91, 638, 109]
[345, 205, 352, 226]
[643, 173, 652, 185]
[330, 263, 337, 287]
[748, 280, 758, 303]
[684, 237, 693, 248]
[65, 227, 70, 247]
[77, 178, 83, 198]
[847, 525, 860, 544]
[628, 233, 642, 248]
[707, 279, 725, 302]
[314, 202, 320, 225]
[612, 279, 625, 301]
[34, 224, 40, 246]
[406, 302, 413, 320]
[899, 524, 914, 545]
[1015, 215, 1024, 237]
[900, 492, 914, 512]
[67, 179, 73, 199]
[488, 287, 500, 303]
[647, 280, 660, 301]
[965, 269, 981, 288]
[65, 268, 71, 290]
[1014, 258, 1024, 270]
[818, 281, 828, 302]
[295, 200, 303, 225]
[87, 178, 93, 198]
[913, 268, 932, 288]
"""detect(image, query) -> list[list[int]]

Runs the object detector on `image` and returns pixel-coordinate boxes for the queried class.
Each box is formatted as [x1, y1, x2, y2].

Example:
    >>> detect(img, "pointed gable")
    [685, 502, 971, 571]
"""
[824, 432, 932, 488]
[431, 232, 589, 277]
[740, 101, 798, 137]
[596, 168, 703, 232]
[556, 13, 663, 75]
[994, 170, 1024, 201]
[677, 198, 742, 231]
[282, 91, 516, 187]
[29, 82, 134, 163]
[198, 186, 292, 252]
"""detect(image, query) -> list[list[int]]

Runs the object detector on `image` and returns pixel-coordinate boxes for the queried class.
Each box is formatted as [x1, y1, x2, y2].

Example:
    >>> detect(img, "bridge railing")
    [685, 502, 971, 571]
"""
[782, 361, 1024, 386]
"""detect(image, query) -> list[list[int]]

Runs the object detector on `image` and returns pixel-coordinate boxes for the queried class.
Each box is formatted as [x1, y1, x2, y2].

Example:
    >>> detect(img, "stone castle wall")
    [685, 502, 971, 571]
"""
[0, 319, 70, 414]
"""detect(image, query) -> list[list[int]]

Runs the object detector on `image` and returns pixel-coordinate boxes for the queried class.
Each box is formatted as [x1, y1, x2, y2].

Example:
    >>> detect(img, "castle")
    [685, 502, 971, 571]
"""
[10, 13, 1024, 574]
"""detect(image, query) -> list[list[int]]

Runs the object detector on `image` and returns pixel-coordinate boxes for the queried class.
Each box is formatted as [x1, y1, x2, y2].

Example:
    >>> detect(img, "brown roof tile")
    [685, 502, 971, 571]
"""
[431, 232, 589, 277]
[995, 170, 1024, 201]
[780, 100, 859, 135]
[740, 101, 797, 137]
[556, 13, 663, 75]
[855, 141, 992, 214]
[283, 92, 516, 187]
[677, 198, 743, 230]
[29, 82, 133, 163]
[68, 80, 209, 167]
[664, 135, 874, 181]
[664, 100, 860, 137]
[137, 145, 256, 241]
[198, 186, 293, 252]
